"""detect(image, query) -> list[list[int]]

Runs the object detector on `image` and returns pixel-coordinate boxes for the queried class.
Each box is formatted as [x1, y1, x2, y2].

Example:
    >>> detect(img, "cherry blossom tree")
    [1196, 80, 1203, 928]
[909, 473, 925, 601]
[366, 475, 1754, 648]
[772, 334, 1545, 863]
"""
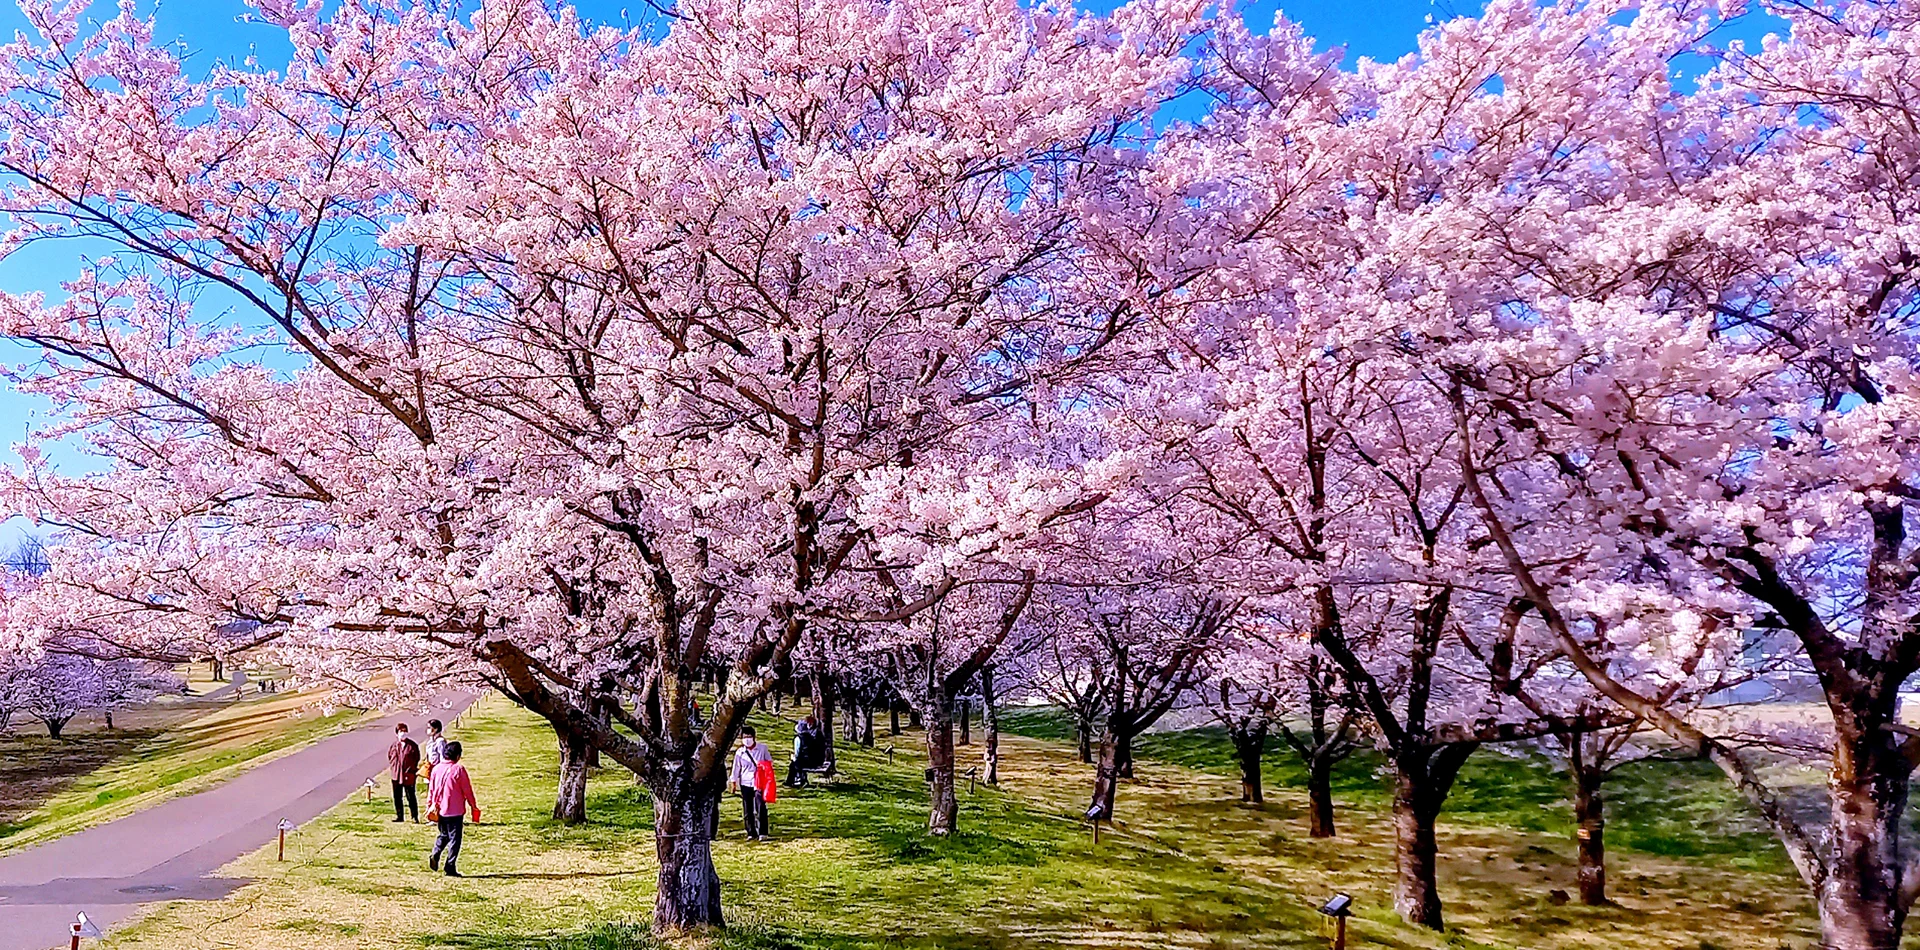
[9, 653, 179, 738]
[0, 0, 1206, 931]
[1210, 0, 1920, 943]
[1204, 618, 1360, 830]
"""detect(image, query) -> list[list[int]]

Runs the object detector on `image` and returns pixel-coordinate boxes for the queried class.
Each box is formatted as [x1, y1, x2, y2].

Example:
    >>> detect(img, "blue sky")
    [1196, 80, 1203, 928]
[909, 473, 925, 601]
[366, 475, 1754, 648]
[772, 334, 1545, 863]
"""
[0, 0, 1781, 545]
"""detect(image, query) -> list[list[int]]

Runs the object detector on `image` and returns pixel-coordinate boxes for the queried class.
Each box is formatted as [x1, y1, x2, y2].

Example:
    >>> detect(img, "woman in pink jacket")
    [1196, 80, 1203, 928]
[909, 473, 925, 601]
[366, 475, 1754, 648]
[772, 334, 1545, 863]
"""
[427, 741, 480, 876]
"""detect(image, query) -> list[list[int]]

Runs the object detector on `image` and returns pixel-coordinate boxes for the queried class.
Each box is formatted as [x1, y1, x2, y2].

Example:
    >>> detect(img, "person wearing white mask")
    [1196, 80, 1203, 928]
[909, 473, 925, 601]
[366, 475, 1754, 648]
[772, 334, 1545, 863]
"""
[730, 727, 774, 841]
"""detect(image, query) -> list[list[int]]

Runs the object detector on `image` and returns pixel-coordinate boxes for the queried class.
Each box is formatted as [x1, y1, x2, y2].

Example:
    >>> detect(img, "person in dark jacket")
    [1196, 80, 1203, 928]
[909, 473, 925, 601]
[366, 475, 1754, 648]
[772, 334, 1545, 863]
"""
[388, 722, 422, 823]
[787, 715, 818, 786]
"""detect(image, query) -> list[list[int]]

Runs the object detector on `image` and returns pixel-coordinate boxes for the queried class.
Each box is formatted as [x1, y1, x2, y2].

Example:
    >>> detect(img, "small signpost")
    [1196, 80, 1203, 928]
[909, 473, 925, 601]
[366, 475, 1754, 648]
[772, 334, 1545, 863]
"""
[1319, 893, 1353, 950]
[1085, 803, 1105, 844]
[883, 744, 894, 766]
[364, 777, 378, 802]
[70, 912, 102, 950]
[278, 818, 295, 861]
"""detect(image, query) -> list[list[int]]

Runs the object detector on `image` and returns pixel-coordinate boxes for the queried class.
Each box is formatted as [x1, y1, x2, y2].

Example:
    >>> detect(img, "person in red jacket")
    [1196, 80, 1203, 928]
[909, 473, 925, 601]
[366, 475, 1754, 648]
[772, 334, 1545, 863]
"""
[386, 723, 421, 823]
[427, 740, 481, 876]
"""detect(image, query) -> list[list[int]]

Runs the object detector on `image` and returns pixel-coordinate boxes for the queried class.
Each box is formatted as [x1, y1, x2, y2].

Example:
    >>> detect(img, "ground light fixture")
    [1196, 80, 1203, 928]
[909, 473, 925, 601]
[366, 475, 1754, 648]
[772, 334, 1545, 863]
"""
[1318, 894, 1353, 950]
[70, 911, 103, 949]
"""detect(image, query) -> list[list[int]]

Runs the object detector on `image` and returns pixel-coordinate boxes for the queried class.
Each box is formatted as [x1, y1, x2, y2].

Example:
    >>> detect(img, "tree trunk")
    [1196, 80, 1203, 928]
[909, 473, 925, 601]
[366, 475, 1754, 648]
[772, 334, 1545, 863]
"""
[890, 705, 901, 736]
[1392, 766, 1445, 930]
[1089, 728, 1126, 821]
[1075, 719, 1093, 764]
[1308, 754, 1337, 838]
[554, 728, 591, 825]
[958, 698, 971, 745]
[43, 716, 69, 739]
[811, 673, 837, 774]
[1389, 747, 1470, 930]
[1116, 730, 1134, 778]
[1573, 766, 1606, 905]
[925, 700, 959, 836]
[982, 666, 1000, 785]
[1811, 737, 1909, 950]
[1231, 722, 1266, 805]
[909, 707, 922, 730]
[651, 784, 724, 933]
[859, 704, 874, 747]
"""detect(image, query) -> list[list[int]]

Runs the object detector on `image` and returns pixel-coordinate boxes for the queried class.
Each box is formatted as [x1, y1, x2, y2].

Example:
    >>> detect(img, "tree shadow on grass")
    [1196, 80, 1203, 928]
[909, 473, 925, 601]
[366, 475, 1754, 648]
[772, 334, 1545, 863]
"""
[0, 729, 165, 834]
[461, 870, 648, 881]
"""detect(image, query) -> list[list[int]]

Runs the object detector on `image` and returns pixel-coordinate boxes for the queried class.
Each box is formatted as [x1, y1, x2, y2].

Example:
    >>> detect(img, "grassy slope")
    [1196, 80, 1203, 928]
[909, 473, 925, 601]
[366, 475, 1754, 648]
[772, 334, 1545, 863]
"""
[995, 708, 1796, 876]
[106, 698, 1828, 950]
[0, 688, 373, 853]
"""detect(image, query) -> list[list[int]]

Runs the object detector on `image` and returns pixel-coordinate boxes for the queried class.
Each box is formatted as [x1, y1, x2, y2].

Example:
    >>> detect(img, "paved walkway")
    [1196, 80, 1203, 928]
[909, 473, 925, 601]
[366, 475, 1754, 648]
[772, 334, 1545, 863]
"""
[0, 696, 474, 950]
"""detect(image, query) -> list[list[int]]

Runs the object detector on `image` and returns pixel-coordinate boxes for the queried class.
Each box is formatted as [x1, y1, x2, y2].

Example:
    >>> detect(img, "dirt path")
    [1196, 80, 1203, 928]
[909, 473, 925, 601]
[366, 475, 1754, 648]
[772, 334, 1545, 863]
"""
[0, 696, 473, 950]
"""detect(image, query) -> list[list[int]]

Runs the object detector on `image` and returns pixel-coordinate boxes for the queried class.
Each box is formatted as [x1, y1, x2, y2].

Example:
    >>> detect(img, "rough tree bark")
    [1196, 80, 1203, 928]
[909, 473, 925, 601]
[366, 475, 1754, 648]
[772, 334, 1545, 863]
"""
[982, 665, 1001, 785]
[1308, 756, 1336, 837]
[1389, 745, 1476, 930]
[554, 725, 591, 825]
[1572, 763, 1606, 905]
[1089, 714, 1134, 820]
[811, 672, 837, 776]
[925, 699, 960, 835]
[842, 687, 861, 744]
[653, 780, 725, 931]
[1228, 719, 1267, 805]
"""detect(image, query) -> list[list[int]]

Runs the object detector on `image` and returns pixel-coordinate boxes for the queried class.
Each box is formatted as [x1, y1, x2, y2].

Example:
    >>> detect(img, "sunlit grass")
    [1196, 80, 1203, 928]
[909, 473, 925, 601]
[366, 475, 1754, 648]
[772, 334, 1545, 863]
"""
[105, 698, 1827, 950]
[996, 708, 1800, 877]
[0, 688, 373, 853]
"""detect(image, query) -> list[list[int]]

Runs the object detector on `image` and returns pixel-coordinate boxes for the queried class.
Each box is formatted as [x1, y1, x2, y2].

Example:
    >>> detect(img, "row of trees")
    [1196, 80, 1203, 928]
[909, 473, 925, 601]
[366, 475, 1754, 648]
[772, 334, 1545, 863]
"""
[0, 539, 181, 737]
[0, 651, 179, 738]
[0, 0, 1915, 946]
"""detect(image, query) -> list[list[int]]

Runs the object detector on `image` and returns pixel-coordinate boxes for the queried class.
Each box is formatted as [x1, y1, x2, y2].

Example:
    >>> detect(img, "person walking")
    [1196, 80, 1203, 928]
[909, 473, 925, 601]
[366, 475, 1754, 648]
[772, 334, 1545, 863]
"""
[787, 714, 819, 787]
[427, 740, 481, 876]
[423, 719, 449, 781]
[387, 723, 421, 823]
[731, 727, 773, 840]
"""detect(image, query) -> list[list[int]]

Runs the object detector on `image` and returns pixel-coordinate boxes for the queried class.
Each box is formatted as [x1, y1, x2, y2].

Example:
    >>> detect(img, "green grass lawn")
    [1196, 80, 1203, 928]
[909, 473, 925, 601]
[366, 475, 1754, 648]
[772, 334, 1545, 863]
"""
[102, 697, 1828, 950]
[0, 688, 374, 853]
[995, 709, 1798, 877]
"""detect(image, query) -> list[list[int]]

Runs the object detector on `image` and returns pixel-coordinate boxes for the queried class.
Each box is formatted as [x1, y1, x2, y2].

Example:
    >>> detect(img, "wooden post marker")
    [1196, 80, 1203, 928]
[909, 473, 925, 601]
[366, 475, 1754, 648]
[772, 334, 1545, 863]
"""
[1318, 894, 1353, 950]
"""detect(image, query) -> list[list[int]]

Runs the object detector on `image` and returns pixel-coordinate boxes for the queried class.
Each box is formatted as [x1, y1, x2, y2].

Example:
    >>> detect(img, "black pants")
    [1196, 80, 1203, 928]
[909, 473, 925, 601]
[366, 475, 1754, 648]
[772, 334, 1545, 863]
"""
[392, 781, 418, 821]
[739, 786, 768, 838]
[431, 815, 464, 871]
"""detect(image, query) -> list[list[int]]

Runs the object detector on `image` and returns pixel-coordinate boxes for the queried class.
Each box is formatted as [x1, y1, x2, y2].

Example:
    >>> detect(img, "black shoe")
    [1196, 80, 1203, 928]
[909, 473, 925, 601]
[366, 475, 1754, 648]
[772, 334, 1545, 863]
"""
[430, 855, 441, 872]
[391, 818, 404, 823]
[444, 867, 462, 877]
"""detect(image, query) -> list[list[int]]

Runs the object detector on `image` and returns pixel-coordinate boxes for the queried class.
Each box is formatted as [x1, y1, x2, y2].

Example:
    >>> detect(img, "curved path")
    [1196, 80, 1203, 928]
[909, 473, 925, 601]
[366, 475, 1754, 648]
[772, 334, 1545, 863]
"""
[0, 696, 474, 950]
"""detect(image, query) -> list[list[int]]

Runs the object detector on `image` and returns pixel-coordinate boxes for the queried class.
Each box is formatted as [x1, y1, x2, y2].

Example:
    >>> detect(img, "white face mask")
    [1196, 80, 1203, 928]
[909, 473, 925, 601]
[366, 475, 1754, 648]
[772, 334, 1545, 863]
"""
[744, 738, 756, 749]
